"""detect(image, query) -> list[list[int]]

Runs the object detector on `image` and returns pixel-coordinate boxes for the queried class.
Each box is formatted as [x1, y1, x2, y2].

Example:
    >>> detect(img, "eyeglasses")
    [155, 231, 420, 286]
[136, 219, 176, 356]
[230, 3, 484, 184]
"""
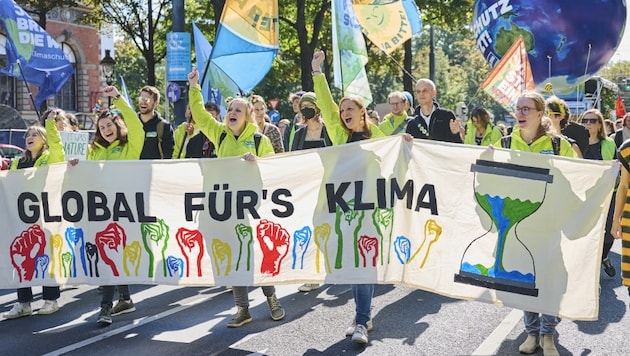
[581, 118, 599, 124]
[389, 101, 402, 106]
[138, 97, 152, 103]
[515, 106, 537, 115]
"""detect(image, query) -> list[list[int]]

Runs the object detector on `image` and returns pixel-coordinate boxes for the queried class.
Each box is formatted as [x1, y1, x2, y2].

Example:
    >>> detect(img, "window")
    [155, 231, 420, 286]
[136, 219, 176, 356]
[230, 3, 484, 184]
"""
[0, 34, 17, 107]
[54, 43, 76, 111]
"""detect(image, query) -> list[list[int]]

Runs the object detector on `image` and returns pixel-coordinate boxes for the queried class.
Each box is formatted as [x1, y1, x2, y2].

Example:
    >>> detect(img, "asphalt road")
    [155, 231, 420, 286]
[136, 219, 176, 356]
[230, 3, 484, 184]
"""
[0, 244, 628, 356]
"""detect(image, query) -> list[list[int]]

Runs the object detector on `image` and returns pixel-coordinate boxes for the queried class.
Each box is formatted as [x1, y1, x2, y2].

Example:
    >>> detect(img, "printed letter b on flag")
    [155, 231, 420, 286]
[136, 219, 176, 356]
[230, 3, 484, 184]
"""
[0, 0, 74, 107]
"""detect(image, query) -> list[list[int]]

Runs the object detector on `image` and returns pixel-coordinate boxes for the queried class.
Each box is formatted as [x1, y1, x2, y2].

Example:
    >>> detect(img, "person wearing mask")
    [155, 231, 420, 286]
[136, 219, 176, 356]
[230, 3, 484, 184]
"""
[290, 92, 332, 152]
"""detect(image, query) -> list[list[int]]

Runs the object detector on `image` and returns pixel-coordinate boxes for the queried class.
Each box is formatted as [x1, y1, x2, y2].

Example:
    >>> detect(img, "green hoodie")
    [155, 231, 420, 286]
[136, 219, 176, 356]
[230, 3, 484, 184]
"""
[313, 74, 384, 146]
[172, 122, 200, 158]
[189, 85, 274, 158]
[87, 96, 144, 161]
[10, 119, 65, 169]
[464, 122, 504, 146]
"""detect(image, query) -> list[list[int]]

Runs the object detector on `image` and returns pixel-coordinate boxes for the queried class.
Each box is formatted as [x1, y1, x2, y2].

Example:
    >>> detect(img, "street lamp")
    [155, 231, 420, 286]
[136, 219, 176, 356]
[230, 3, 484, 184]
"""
[100, 49, 116, 106]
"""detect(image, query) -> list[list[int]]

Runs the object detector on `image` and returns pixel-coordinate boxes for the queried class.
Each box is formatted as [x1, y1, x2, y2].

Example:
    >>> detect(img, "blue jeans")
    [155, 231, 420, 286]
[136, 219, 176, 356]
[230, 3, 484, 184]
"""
[17, 287, 60, 303]
[101, 285, 131, 307]
[523, 311, 561, 335]
[352, 284, 374, 327]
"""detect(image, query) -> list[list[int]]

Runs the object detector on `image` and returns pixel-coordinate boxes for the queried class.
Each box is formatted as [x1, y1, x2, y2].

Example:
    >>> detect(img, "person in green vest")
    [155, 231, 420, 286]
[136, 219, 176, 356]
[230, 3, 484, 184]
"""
[378, 91, 412, 136]
[463, 107, 504, 146]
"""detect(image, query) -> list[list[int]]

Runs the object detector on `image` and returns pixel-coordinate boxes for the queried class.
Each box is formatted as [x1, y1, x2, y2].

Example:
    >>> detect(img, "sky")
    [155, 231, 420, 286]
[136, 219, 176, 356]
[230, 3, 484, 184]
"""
[613, 4, 630, 62]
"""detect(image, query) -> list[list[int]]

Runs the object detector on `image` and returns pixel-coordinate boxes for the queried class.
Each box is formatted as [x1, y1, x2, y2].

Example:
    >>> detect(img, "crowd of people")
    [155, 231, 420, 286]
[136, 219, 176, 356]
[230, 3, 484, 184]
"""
[2, 51, 630, 353]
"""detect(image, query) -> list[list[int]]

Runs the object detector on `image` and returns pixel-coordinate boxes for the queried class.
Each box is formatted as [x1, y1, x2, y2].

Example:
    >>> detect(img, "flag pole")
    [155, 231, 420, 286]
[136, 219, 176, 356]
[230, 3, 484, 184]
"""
[16, 59, 42, 122]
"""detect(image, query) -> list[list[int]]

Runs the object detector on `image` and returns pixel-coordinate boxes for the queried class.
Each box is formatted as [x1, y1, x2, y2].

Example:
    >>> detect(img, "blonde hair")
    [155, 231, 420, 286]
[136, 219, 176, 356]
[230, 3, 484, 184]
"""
[21, 125, 47, 162]
[580, 109, 606, 140]
[339, 95, 372, 139]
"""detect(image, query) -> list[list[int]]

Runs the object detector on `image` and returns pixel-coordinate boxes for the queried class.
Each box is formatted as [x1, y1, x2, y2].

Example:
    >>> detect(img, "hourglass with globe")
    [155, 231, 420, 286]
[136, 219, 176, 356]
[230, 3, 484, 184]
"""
[454, 160, 554, 297]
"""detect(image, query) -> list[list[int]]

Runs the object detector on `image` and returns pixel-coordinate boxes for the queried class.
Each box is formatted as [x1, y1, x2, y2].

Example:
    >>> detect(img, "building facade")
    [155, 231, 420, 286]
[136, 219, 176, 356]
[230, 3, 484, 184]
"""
[0, 6, 105, 128]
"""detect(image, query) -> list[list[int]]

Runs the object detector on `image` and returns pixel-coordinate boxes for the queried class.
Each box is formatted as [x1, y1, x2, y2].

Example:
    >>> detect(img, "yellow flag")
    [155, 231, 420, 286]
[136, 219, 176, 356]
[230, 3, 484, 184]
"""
[352, 0, 415, 54]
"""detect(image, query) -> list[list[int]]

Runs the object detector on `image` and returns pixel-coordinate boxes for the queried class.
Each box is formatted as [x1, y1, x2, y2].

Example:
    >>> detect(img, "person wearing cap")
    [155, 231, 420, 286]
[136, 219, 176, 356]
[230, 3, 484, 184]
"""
[291, 92, 332, 152]
[545, 96, 587, 158]
[406, 79, 463, 143]
[284, 91, 306, 151]
[402, 91, 414, 115]
[379, 91, 413, 136]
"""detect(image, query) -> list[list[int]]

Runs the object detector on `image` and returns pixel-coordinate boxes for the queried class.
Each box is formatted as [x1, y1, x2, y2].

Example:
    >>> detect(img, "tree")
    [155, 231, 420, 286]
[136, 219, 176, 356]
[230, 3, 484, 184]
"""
[86, 0, 171, 86]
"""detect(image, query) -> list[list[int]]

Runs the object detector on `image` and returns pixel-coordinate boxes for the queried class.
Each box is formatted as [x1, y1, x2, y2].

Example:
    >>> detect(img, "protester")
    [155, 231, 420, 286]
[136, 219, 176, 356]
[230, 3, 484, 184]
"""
[250, 94, 285, 153]
[610, 139, 630, 305]
[545, 96, 587, 157]
[378, 91, 411, 135]
[366, 109, 380, 125]
[463, 107, 503, 146]
[604, 119, 615, 136]
[183, 102, 222, 159]
[283, 91, 305, 151]
[312, 50, 384, 344]
[137, 85, 174, 159]
[277, 118, 290, 136]
[66, 112, 80, 132]
[187, 69, 284, 328]
[495, 91, 576, 356]
[71, 86, 144, 326]
[614, 113, 630, 147]
[580, 109, 618, 277]
[290, 92, 332, 152]
[172, 105, 200, 159]
[3, 117, 65, 320]
[405, 79, 463, 142]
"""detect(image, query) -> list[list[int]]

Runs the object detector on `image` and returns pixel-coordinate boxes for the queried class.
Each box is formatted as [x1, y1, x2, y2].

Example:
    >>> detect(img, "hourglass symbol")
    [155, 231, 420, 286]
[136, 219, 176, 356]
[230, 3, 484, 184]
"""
[454, 160, 554, 297]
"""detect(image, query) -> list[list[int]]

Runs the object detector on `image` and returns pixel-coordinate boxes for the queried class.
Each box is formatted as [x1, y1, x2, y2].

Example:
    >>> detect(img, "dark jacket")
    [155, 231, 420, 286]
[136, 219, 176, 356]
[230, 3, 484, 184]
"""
[406, 103, 463, 143]
[562, 121, 589, 156]
[291, 124, 332, 151]
[139, 112, 174, 160]
[185, 132, 217, 158]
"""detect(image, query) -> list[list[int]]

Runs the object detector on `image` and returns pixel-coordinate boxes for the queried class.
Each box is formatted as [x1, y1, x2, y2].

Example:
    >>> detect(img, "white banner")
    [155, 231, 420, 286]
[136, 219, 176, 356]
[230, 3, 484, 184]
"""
[0, 137, 618, 320]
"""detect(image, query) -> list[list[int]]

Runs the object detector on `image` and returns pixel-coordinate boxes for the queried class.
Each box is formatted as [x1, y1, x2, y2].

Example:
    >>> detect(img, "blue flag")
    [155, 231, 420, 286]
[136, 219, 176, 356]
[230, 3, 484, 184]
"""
[193, 21, 238, 109]
[0, 0, 74, 108]
[119, 76, 134, 111]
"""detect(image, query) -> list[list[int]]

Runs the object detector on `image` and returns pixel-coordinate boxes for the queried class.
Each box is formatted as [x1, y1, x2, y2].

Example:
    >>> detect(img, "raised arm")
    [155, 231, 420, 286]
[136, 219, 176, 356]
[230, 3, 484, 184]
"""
[187, 69, 223, 145]
[312, 51, 346, 146]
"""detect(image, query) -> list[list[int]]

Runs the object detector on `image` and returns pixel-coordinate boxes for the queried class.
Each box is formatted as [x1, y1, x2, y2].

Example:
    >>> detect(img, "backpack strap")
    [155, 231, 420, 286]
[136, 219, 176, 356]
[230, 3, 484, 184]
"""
[391, 117, 412, 135]
[500, 136, 511, 149]
[156, 120, 165, 159]
[218, 131, 261, 156]
[552, 135, 561, 156]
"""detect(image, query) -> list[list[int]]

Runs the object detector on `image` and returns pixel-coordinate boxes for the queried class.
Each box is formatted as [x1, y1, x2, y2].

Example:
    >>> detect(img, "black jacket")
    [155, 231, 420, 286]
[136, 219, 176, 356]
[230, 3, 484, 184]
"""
[291, 125, 332, 151]
[139, 112, 174, 160]
[406, 104, 463, 143]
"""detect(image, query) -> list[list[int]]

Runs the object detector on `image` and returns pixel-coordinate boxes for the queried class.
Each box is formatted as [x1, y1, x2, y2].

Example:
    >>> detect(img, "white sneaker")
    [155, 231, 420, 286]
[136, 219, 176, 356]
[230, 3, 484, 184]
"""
[298, 283, 320, 292]
[38, 300, 59, 315]
[351, 324, 369, 344]
[4, 302, 32, 319]
[345, 319, 373, 336]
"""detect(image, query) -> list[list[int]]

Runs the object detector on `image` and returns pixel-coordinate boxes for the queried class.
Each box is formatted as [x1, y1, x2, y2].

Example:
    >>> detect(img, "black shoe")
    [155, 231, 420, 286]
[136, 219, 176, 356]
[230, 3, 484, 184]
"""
[602, 258, 616, 277]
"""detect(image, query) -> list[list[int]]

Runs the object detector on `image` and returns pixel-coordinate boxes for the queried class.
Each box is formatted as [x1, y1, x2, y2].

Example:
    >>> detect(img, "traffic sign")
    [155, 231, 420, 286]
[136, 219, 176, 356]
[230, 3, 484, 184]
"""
[167, 83, 182, 102]
[269, 110, 280, 123]
[268, 99, 280, 110]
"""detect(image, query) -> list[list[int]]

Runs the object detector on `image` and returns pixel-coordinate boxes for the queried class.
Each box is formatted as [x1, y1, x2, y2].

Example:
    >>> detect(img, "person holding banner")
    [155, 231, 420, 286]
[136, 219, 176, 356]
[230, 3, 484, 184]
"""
[187, 69, 285, 328]
[71, 86, 144, 326]
[405, 79, 462, 143]
[579, 109, 618, 278]
[4, 112, 65, 319]
[494, 91, 576, 356]
[463, 107, 504, 146]
[312, 50, 383, 344]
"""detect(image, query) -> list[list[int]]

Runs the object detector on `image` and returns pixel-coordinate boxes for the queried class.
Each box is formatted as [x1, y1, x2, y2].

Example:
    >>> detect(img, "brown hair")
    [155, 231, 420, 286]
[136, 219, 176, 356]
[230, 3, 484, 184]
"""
[91, 112, 129, 148]
[140, 86, 160, 104]
[339, 95, 371, 139]
[470, 107, 492, 127]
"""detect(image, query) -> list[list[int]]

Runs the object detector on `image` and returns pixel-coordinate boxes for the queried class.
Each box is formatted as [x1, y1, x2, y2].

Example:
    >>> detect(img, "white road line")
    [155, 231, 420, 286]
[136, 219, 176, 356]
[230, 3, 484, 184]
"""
[472, 309, 522, 356]
[40, 287, 226, 356]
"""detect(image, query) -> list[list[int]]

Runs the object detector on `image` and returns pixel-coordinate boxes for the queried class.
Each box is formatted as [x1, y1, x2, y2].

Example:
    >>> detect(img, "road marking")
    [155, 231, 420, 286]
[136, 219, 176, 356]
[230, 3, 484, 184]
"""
[472, 309, 522, 356]
[40, 286, 226, 355]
